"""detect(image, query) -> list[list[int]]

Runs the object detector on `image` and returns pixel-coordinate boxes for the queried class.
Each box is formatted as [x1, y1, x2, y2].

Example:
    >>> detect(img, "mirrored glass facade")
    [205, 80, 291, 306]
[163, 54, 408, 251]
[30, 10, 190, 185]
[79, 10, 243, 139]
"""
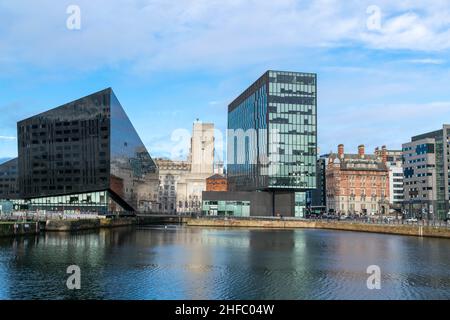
[110, 92, 158, 212]
[25, 191, 110, 214]
[228, 71, 317, 192]
[0, 158, 19, 200]
[16, 88, 158, 213]
[202, 200, 251, 217]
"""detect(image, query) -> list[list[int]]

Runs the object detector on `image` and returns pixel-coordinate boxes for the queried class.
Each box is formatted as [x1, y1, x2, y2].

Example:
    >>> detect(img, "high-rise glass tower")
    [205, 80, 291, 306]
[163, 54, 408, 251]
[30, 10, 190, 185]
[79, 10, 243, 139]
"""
[227, 70, 317, 217]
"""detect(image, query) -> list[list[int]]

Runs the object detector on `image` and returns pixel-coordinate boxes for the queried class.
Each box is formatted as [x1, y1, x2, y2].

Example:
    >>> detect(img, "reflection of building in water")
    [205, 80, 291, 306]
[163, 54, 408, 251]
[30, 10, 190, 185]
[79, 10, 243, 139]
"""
[110, 147, 159, 212]
[156, 121, 216, 214]
[1, 88, 158, 214]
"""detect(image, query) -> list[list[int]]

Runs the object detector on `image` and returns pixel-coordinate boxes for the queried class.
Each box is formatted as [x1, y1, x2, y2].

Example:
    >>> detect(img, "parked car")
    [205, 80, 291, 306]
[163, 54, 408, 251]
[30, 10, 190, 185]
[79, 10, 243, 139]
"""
[406, 218, 418, 223]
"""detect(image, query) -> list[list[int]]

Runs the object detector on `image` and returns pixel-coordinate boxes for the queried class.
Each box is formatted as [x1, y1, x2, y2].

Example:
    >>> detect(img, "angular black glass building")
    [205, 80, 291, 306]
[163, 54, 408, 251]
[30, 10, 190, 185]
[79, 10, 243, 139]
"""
[16, 88, 158, 214]
[0, 158, 19, 200]
[226, 70, 317, 217]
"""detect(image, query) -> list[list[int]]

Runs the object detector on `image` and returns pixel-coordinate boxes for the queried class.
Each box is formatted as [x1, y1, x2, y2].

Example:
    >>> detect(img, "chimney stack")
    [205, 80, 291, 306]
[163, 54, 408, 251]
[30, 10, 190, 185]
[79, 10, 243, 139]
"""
[381, 145, 387, 163]
[358, 144, 365, 158]
[338, 144, 344, 158]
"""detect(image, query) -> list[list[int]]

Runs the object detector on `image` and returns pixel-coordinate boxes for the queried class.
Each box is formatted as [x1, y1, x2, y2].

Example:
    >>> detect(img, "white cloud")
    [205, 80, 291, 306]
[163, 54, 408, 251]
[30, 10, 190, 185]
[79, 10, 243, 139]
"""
[0, 136, 16, 140]
[404, 59, 446, 65]
[360, 2, 450, 51]
[0, 0, 449, 73]
[319, 101, 450, 152]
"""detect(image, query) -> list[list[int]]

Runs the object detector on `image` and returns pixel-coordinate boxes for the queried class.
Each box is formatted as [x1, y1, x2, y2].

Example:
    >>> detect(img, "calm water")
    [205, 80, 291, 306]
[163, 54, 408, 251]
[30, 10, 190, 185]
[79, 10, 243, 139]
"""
[0, 225, 449, 300]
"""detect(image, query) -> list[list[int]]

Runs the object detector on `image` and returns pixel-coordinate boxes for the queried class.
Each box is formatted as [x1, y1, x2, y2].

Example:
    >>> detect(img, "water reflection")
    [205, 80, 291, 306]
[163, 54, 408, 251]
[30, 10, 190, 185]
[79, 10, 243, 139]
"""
[0, 227, 449, 300]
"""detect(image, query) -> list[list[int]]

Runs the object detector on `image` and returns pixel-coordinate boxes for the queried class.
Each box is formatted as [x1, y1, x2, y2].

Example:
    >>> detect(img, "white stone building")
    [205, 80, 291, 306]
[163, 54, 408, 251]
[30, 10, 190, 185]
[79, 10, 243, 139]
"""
[156, 121, 216, 214]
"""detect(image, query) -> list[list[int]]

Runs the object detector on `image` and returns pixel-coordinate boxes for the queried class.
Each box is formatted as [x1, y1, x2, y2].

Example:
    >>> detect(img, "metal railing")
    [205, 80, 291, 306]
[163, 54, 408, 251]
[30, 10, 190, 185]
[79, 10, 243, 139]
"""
[187, 214, 450, 228]
[0, 211, 101, 222]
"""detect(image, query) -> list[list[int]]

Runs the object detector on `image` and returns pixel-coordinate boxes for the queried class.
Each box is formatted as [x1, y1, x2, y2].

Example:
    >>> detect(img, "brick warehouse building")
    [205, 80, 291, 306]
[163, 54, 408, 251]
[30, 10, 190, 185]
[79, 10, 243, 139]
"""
[326, 144, 390, 216]
[206, 174, 227, 192]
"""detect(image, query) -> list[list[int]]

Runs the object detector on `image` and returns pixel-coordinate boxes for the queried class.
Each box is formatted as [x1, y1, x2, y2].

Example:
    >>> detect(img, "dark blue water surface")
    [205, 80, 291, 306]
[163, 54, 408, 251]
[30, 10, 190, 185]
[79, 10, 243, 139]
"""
[0, 225, 449, 300]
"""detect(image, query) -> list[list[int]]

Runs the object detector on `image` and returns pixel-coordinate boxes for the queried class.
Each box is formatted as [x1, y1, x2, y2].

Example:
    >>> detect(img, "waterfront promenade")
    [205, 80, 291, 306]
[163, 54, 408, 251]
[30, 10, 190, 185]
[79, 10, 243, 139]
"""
[185, 216, 450, 239]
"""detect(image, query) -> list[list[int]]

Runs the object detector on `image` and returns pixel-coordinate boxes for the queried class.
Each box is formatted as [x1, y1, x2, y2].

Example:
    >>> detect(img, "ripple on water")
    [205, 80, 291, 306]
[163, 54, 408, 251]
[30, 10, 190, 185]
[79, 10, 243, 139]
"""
[1, 227, 450, 299]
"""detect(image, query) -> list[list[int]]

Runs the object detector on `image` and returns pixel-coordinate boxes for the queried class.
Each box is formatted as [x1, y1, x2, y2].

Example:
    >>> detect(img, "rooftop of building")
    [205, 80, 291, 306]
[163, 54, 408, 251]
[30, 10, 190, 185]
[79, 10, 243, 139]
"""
[207, 174, 227, 180]
[411, 124, 450, 142]
[154, 158, 191, 170]
[0, 158, 18, 171]
[328, 144, 389, 172]
[228, 70, 317, 113]
[18, 88, 113, 124]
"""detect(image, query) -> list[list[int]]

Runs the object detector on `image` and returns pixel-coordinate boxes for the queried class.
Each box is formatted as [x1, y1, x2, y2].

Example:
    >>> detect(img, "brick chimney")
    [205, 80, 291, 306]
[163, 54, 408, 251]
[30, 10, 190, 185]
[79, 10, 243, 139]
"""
[338, 144, 344, 158]
[381, 145, 387, 163]
[358, 144, 365, 158]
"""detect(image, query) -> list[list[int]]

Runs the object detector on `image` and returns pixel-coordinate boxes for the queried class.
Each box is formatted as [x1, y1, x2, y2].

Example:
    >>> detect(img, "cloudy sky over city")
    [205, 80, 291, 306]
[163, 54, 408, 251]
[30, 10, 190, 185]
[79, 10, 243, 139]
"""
[1, 0, 450, 160]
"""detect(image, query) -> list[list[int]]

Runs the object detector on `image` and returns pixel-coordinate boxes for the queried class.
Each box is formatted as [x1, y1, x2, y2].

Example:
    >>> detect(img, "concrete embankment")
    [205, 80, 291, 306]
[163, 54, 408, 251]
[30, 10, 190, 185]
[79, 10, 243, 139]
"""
[1, 215, 185, 236]
[0, 222, 40, 238]
[185, 218, 450, 239]
[137, 215, 188, 225]
[45, 217, 137, 231]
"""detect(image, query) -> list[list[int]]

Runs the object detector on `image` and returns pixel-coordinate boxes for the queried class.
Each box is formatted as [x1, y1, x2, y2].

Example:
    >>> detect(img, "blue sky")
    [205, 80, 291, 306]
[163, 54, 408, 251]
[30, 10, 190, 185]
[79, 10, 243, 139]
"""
[1, 0, 450, 161]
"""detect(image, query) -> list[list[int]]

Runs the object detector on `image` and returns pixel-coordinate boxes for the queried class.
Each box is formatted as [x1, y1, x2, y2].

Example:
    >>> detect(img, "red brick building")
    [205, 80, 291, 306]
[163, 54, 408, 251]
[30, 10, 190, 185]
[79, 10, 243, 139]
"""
[326, 144, 390, 216]
[206, 174, 227, 192]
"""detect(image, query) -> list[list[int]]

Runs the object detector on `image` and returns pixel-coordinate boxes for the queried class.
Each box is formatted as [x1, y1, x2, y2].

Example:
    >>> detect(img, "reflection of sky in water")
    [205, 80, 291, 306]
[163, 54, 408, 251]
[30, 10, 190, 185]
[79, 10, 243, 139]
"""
[0, 245, 11, 299]
[0, 227, 449, 300]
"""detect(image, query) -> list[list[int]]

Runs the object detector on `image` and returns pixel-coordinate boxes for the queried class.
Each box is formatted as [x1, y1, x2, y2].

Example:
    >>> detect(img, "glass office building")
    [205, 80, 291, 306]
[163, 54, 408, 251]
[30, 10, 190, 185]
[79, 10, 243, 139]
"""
[226, 70, 317, 217]
[16, 88, 158, 214]
[403, 125, 450, 220]
[202, 200, 250, 217]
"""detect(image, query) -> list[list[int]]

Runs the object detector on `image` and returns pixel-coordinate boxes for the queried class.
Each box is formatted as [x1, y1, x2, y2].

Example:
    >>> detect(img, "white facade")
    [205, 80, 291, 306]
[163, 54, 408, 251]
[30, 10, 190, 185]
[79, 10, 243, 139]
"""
[214, 161, 225, 175]
[156, 121, 215, 214]
[388, 161, 404, 207]
[156, 159, 190, 214]
[190, 122, 215, 175]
